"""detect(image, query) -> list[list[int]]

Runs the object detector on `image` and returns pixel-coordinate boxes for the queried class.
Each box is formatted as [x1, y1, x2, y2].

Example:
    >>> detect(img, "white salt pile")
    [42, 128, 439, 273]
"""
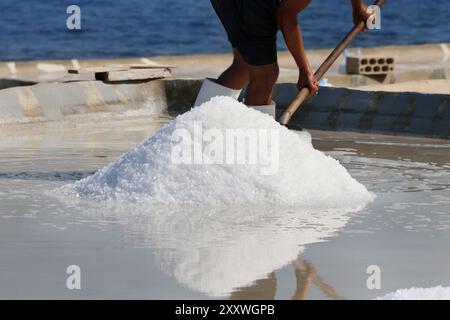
[60, 96, 373, 207]
[376, 286, 450, 300]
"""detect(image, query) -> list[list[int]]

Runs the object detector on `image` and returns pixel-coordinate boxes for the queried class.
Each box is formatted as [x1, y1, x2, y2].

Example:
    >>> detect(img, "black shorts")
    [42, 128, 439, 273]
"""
[211, 0, 280, 66]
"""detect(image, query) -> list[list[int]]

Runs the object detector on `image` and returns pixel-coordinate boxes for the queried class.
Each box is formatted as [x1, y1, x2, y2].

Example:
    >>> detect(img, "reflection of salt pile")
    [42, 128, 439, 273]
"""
[376, 286, 450, 300]
[61, 96, 373, 207]
[70, 203, 359, 297]
[148, 206, 356, 297]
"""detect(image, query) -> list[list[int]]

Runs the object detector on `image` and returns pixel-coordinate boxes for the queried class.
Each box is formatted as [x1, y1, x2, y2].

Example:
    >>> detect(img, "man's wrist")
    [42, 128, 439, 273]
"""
[298, 65, 312, 74]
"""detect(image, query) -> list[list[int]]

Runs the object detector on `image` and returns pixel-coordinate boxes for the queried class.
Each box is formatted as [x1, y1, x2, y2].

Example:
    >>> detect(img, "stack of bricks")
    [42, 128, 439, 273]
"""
[346, 56, 395, 75]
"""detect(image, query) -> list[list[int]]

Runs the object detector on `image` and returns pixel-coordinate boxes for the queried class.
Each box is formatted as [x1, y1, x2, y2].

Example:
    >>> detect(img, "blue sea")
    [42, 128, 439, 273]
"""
[0, 0, 449, 61]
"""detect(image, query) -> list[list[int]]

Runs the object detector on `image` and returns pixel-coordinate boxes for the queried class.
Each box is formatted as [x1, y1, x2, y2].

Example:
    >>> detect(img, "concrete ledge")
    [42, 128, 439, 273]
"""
[1, 78, 449, 139]
[273, 84, 450, 139]
[0, 80, 174, 125]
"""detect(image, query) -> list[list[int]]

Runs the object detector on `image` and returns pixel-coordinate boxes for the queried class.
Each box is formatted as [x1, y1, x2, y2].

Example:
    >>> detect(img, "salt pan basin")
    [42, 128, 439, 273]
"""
[1, 102, 449, 299]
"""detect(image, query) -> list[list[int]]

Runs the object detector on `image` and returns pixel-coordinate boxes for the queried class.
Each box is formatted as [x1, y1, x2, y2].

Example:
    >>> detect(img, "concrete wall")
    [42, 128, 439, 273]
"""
[0, 79, 201, 125]
[273, 84, 450, 139]
[0, 79, 449, 139]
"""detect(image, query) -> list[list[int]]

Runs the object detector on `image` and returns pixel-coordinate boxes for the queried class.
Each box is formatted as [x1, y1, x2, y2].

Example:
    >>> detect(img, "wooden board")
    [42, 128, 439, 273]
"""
[68, 65, 129, 74]
[95, 67, 171, 82]
[68, 63, 174, 74]
[129, 63, 176, 69]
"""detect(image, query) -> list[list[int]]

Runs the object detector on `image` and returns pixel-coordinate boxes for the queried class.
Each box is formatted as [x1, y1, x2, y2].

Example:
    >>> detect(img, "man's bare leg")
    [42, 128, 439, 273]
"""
[216, 48, 249, 90]
[193, 49, 247, 106]
[245, 62, 279, 106]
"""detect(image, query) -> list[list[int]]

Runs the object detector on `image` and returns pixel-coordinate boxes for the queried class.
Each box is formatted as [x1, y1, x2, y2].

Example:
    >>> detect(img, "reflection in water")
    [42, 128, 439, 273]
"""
[231, 259, 345, 300]
[63, 201, 364, 298]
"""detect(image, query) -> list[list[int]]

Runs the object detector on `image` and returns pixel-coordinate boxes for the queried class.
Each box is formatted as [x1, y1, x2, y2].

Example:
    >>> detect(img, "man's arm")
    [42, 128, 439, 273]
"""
[351, 0, 364, 9]
[276, 0, 318, 95]
[277, 0, 372, 95]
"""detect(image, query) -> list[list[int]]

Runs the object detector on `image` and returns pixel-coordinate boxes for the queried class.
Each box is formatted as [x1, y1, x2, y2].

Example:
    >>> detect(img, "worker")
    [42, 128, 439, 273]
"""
[194, 0, 372, 117]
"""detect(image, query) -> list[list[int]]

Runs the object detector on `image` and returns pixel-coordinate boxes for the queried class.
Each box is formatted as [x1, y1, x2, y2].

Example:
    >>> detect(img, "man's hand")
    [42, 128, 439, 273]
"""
[351, 1, 372, 28]
[353, 4, 371, 26]
[298, 66, 318, 96]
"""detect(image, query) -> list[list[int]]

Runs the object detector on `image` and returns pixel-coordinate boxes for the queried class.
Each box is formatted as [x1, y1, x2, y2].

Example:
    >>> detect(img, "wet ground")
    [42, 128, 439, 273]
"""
[0, 114, 449, 299]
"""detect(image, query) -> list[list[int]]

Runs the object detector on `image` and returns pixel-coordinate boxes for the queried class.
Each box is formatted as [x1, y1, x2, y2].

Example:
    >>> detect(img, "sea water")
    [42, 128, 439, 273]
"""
[1, 0, 449, 61]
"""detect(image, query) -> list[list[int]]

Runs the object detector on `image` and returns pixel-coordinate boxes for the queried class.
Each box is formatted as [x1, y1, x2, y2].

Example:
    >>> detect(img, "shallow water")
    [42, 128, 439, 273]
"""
[0, 115, 449, 299]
